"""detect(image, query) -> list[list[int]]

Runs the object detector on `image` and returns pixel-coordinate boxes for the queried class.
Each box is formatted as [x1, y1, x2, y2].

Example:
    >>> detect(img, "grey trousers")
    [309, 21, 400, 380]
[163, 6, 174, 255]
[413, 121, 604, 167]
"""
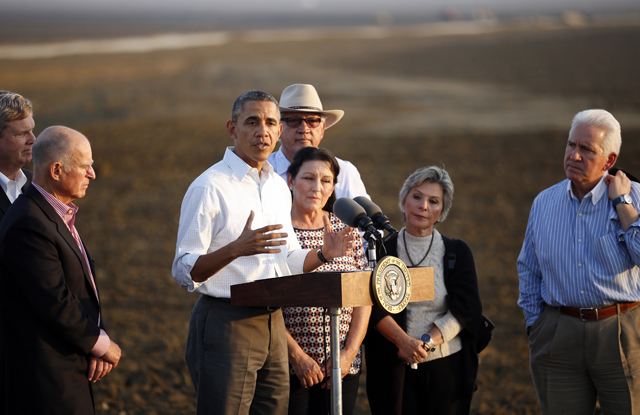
[529, 304, 640, 415]
[186, 295, 289, 415]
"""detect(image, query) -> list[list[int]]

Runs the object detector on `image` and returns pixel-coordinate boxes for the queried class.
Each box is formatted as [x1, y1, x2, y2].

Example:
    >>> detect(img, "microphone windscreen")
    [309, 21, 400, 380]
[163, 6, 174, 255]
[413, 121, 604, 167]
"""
[334, 198, 367, 228]
[353, 196, 382, 218]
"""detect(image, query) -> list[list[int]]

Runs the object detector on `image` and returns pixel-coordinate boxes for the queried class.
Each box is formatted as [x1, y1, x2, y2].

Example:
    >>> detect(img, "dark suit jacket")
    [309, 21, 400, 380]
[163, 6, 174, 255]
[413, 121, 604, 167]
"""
[0, 184, 103, 415]
[0, 168, 32, 221]
[0, 168, 31, 415]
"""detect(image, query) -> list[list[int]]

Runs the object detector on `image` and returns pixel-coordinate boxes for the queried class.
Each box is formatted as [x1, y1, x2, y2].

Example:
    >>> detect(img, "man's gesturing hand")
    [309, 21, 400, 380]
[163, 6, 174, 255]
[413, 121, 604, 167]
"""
[191, 211, 290, 282]
[232, 211, 288, 257]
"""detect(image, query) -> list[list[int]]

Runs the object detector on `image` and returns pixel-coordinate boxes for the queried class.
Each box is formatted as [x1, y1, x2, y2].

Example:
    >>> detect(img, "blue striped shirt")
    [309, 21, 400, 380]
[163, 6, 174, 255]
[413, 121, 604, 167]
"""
[517, 174, 640, 327]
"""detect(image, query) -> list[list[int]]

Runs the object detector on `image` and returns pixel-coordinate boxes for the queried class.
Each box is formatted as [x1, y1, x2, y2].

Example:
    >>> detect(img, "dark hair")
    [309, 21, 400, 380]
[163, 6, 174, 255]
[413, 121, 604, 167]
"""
[231, 90, 278, 123]
[287, 147, 340, 212]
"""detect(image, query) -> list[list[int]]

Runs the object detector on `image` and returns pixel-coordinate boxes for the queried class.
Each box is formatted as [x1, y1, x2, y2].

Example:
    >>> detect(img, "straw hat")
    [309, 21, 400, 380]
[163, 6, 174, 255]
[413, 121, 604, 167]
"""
[278, 84, 344, 129]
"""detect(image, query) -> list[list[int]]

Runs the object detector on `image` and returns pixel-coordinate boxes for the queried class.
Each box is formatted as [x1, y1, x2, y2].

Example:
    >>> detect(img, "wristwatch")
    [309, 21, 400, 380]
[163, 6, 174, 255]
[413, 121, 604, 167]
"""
[612, 193, 632, 208]
[420, 333, 436, 352]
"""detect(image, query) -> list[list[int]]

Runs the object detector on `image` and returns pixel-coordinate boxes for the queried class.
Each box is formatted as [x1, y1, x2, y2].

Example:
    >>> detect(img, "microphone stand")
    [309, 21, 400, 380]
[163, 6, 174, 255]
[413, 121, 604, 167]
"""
[382, 228, 398, 244]
[329, 306, 343, 415]
[367, 234, 377, 270]
[329, 231, 379, 415]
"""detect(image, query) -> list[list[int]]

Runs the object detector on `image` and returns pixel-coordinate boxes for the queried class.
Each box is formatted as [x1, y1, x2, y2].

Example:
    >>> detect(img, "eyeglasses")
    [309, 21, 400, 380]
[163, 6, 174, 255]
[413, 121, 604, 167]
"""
[281, 117, 323, 129]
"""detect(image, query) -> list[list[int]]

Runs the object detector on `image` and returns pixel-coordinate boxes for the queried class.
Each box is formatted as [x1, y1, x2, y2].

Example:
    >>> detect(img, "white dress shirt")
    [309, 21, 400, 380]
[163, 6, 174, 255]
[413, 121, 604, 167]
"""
[267, 147, 369, 200]
[0, 169, 27, 203]
[172, 147, 309, 298]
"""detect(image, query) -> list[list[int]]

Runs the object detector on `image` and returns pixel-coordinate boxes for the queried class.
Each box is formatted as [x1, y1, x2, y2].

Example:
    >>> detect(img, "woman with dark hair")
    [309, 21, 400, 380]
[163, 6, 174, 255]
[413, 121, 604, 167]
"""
[283, 147, 370, 415]
[366, 166, 484, 415]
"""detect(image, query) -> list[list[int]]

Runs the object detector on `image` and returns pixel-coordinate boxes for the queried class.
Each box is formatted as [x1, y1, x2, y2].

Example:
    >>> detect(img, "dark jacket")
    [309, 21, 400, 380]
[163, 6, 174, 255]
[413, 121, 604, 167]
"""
[0, 168, 32, 221]
[365, 233, 483, 415]
[0, 168, 32, 415]
[0, 184, 102, 415]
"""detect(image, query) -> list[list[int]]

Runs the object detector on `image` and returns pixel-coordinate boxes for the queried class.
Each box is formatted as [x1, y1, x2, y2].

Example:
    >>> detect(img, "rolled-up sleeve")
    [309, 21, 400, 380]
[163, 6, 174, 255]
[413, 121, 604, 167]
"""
[617, 186, 640, 267]
[286, 249, 310, 276]
[172, 185, 214, 292]
[623, 222, 640, 267]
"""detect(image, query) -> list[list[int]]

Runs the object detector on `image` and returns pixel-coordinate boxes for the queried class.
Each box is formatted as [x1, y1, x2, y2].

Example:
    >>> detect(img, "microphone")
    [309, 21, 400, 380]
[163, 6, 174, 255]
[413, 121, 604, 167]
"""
[333, 198, 378, 238]
[353, 196, 398, 235]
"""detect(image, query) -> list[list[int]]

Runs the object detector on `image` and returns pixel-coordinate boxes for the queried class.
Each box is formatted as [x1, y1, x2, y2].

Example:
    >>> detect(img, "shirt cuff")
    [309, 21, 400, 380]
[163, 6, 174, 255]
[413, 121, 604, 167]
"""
[433, 310, 463, 343]
[287, 249, 311, 275]
[90, 329, 111, 357]
[173, 253, 206, 292]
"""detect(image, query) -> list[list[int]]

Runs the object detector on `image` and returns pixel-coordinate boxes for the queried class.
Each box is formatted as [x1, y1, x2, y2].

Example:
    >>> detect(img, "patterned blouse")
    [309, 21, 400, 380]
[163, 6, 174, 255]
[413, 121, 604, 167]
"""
[283, 212, 368, 375]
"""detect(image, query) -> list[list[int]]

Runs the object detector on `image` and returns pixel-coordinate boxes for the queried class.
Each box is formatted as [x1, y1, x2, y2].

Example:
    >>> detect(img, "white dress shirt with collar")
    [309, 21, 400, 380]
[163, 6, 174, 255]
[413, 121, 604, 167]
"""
[172, 147, 309, 298]
[0, 169, 27, 203]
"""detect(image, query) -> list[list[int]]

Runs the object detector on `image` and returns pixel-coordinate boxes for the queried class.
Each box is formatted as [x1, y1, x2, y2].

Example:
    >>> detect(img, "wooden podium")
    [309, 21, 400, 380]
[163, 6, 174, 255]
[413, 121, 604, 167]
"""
[231, 266, 434, 415]
[230, 267, 434, 308]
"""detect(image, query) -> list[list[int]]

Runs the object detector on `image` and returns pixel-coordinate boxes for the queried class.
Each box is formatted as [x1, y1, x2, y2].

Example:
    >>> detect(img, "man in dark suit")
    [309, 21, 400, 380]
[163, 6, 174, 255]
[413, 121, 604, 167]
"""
[0, 90, 36, 414]
[0, 91, 35, 218]
[0, 126, 121, 414]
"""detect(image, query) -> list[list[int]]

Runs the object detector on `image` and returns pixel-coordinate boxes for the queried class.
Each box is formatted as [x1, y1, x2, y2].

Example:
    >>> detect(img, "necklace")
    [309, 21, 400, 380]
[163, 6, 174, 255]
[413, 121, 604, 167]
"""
[402, 228, 434, 267]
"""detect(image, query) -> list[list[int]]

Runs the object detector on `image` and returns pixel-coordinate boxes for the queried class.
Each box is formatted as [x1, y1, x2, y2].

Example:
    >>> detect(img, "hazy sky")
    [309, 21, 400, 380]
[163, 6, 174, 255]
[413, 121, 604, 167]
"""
[2, 0, 639, 14]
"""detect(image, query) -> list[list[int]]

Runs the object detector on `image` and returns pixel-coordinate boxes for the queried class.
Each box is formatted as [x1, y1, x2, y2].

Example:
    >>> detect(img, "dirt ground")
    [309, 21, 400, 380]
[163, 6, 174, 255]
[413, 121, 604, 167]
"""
[1, 21, 640, 414]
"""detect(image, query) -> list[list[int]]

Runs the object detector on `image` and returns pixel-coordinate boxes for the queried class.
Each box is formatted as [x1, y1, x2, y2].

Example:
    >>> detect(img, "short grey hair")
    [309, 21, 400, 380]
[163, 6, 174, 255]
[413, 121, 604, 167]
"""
[570, 109, 621, 156]
[32, 126, 78, 173]
[231, 90, 278, 123]
[399, 166, 455, 223]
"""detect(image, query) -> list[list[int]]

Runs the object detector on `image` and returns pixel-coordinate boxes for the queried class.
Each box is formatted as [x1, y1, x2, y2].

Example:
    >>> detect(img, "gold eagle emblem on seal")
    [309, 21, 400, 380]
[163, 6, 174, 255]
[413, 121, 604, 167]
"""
[371, 256, 411, 314]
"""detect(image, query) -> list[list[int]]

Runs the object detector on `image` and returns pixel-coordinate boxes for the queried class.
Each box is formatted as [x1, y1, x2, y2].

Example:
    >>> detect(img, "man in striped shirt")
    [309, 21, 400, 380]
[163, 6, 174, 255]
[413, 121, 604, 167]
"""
[518, 109, 640, 414]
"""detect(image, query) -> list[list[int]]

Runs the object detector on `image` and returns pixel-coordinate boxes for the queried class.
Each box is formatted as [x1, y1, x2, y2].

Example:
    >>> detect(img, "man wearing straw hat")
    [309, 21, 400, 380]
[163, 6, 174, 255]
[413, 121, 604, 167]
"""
[268, 84, 369, 199]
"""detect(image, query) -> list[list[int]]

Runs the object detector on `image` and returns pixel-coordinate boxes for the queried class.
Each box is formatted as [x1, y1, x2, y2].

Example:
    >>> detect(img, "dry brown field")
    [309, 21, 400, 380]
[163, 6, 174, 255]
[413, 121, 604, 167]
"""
[2, 20, 640, 414]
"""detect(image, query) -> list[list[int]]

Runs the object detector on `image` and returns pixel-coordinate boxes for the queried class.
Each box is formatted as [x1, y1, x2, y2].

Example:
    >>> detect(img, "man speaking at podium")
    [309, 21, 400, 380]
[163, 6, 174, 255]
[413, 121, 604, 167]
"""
[172, 90, 353, 415]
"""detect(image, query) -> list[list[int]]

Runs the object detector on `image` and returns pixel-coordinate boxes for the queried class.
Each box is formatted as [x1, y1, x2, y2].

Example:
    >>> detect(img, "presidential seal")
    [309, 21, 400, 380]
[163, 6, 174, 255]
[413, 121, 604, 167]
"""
[371, 256, 411, 314]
